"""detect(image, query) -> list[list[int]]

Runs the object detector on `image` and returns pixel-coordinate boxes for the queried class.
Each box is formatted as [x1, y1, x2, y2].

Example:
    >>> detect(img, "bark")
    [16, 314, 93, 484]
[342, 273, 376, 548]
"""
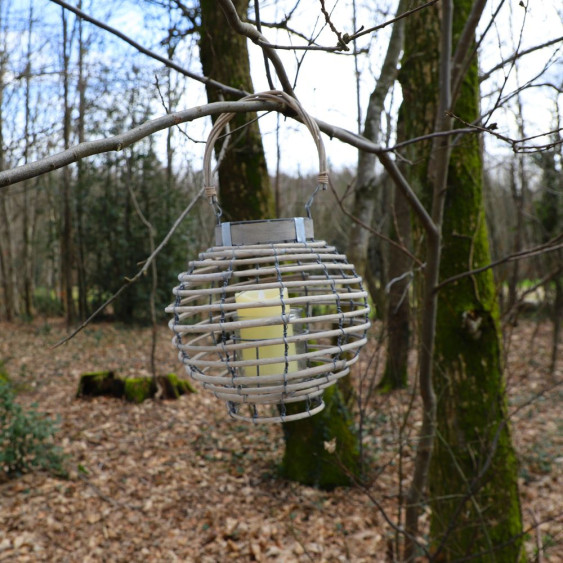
[379, 185, 411, 390]
[280, 385, 360, 490]
[21, 6, 34, 318]
[429, 2, 524, 560]
[347, 0, 408, 276]
[199, 0, 274, 221]
[75, 2, 88, 320]
[0, 196, 16, 321]
[398, 1, 523, 559]
[202, 0, 361, 486]
[346, 0, 410, 389]
[551, 272, 563, 376]
[0, 42, 17, 321]
[61, 8, 75, 325]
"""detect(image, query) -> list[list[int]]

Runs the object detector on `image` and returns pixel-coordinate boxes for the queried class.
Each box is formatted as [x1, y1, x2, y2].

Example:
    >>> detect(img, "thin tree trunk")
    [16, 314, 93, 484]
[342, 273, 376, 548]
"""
[346, 0, 408, 276]
[61, 7, 75, 325]
[75, 2, 88, 320]
[0, 36, 17, 321]
[347, 0, 410, 389]
[21, 5, 34, 318]
[550, 270, 562, 376]
[379, 185, 412, 390]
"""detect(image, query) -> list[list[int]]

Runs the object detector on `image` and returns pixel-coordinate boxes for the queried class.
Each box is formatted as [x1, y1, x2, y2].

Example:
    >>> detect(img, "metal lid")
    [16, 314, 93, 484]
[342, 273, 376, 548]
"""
[215, 217, 314, 246]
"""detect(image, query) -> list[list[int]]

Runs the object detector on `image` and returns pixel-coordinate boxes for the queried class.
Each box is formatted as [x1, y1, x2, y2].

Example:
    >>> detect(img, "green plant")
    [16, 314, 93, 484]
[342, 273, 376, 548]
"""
[0, 382, 67, 478]
[33, 288, 64, 317]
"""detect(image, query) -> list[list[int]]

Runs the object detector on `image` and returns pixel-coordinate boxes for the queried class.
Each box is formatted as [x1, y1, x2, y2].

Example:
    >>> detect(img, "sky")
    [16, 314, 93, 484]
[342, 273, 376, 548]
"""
[5, 0, 563, 180]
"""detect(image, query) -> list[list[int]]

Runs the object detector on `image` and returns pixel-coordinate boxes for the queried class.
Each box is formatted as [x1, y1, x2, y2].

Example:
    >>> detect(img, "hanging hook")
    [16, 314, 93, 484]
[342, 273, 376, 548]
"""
[205, 185, 223, 224]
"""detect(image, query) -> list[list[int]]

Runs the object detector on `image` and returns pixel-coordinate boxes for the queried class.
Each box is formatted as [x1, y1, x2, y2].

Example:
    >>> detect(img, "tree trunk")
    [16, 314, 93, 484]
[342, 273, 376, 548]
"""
[346, 0, 410, 390]
[61, 8, 75, 326]
[379, 185, 411, 390]
[419, 2, 523, 559]
[399, 1, 523, 559]
[199, 0, 273, 221]
[0, 44, 17, 321]
[198, 0, 360, 487]
[21, 6, 34, 318]
[280, 385, 360, 490]
[75, 2, 88, 321]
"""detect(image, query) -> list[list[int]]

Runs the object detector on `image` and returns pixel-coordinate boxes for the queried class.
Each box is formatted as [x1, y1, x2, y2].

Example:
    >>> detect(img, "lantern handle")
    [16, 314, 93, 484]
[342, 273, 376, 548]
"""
[203, 90, 328, 221]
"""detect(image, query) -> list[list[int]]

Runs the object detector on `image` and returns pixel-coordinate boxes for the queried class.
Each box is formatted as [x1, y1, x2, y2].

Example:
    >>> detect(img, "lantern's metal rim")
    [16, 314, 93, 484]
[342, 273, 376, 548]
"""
[215, 217, 314, 246]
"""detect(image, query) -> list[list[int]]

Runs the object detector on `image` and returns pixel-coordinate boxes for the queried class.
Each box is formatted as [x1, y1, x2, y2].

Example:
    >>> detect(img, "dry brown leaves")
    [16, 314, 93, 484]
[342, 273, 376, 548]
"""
[0, 318, 561, 562]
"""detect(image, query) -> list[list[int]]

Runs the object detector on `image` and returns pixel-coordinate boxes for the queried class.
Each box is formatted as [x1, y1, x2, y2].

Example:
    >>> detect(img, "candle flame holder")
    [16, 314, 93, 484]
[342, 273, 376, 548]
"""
[166, 92, 370, 423]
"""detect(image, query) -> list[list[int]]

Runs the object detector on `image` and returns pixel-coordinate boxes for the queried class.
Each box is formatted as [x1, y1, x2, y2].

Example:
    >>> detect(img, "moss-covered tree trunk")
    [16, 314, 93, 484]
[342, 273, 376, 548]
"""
[199, 0, 273, 221]
[400, 1, 524, 560]
[280, 385, 360, 490]
[199, 0, 360, 488]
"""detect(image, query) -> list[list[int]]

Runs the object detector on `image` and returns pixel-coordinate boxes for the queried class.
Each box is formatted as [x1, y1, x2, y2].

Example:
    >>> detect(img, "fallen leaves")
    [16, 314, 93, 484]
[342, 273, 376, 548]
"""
[0, 318, 561, 562]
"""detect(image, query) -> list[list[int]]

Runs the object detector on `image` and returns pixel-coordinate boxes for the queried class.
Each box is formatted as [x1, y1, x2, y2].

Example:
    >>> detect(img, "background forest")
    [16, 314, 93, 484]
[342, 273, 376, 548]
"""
[0, 0, 562, 561]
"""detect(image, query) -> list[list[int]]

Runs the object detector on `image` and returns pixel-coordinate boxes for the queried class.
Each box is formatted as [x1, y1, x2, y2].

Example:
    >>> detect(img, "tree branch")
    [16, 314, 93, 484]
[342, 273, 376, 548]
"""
[344, 0, 439, 45]
[0, 100, 281, 189]
[217, 0, 295, 96]
[434, 234, 563, 292]
[480, 35, 563, 82]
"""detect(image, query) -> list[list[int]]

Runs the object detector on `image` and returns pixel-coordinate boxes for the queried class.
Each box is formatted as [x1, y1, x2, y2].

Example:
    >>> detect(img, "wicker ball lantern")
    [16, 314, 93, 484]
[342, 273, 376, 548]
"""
[166, 91, 370, 423]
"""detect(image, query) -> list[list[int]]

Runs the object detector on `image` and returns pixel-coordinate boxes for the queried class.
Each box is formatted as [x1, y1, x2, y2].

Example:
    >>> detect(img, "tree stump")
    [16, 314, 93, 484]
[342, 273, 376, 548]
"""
[76, 372, 196, 403]
[76, 371, 124, 398]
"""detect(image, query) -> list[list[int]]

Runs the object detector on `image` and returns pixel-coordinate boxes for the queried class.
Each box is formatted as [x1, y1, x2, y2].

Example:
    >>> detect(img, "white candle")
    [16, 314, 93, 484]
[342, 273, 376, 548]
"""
[235, 288, 297, 376]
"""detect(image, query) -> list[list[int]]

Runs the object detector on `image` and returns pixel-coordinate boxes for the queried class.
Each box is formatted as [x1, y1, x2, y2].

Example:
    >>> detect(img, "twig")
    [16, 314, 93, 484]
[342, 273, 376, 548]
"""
[328, 178, 423, 266]
[319, 0, 349, 51]
[435, 234, 563, 292]
[447, 111, 563, 153]
[344, 0, 439, 45]
[480, 35, 563, 82]
[51, 186, 205, 348]
[76, 472, 143, 511]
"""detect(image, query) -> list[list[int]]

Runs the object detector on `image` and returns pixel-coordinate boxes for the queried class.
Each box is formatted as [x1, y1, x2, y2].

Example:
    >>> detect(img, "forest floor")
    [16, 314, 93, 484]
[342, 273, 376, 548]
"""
[0, 317, 561, 562]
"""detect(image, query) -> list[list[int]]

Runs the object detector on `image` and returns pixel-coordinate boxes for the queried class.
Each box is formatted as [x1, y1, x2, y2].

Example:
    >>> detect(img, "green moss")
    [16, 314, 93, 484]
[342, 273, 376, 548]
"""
[124, 377, 156, 404]
[280, 384, 360, 490]
[160, 373, 196, 398]
[400, 0, 524, 558]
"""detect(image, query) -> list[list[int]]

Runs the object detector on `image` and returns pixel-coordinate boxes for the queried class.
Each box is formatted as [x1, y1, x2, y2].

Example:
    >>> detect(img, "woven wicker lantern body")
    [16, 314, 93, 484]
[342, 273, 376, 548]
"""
[166, 91, 370, 423]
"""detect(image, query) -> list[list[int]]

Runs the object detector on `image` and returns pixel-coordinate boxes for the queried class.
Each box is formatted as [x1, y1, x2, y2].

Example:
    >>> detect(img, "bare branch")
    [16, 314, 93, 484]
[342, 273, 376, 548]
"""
[447, 111, 563, 153]
[319, 0, 349, 51]
[328, 178, 423, 266]
[344, 0, 439, 45]
[217, 0, 295, 96]
[434, 234, 563, 292]
[480, 35, 563, 82]
[0, 100, 281, 189]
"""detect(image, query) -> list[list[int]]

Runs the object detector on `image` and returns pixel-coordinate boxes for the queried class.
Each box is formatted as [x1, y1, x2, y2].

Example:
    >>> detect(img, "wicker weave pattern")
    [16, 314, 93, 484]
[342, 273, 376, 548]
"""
[167, 238, 369, 423]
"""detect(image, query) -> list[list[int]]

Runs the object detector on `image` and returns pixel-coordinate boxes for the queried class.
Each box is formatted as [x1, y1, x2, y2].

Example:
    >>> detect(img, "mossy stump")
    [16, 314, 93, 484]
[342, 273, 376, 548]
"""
[76, 371, 124, 398]
[77, 372, 195, 403]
